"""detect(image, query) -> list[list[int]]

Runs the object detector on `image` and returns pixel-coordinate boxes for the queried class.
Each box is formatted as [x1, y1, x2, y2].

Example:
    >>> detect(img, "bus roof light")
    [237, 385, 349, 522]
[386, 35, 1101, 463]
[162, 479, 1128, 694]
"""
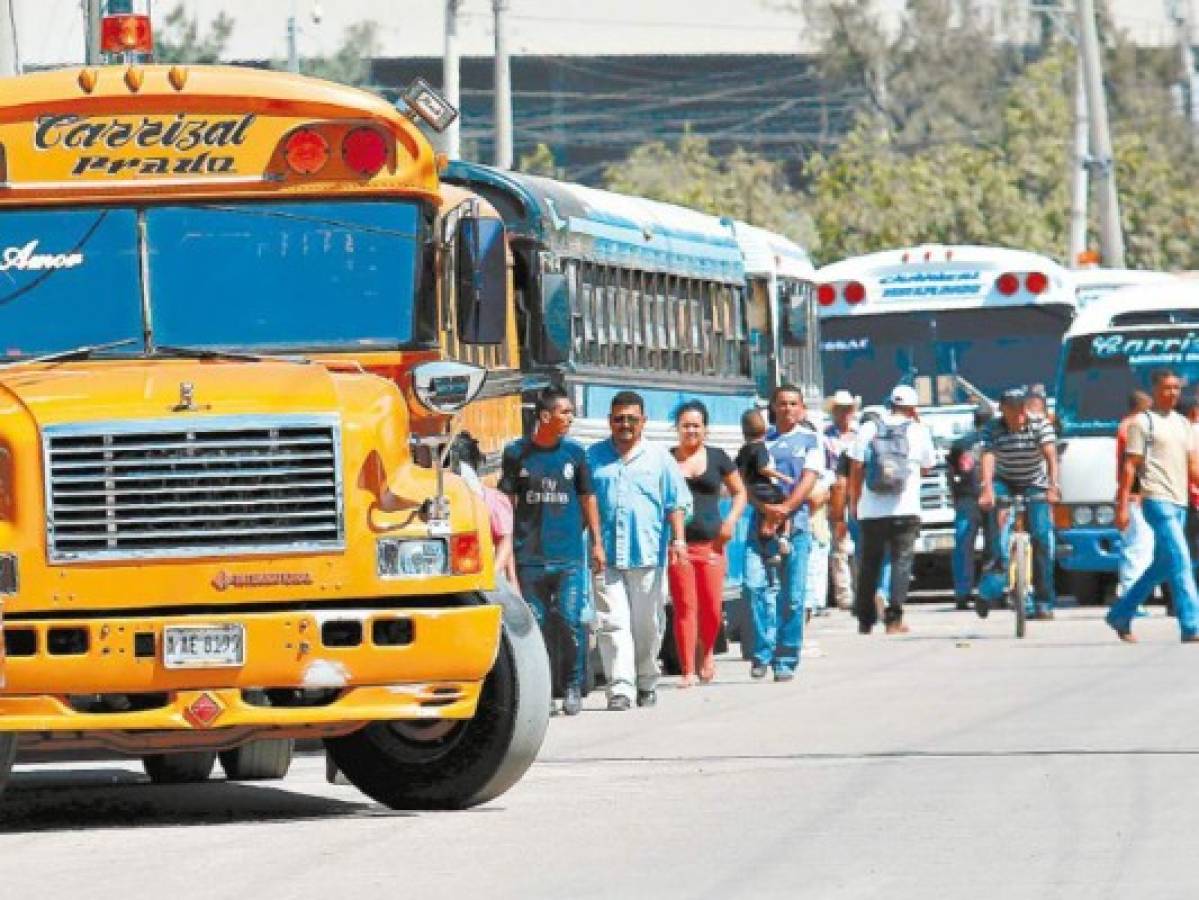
[816, 283, 837, 306]
[996, 272, 1020, 296]
[284, 129, 330, 175]
[844, 281, 866, 304]
[1025, 271, 1049, 295]
[100, 14, 153, 54]
[343, 127, 389, 177]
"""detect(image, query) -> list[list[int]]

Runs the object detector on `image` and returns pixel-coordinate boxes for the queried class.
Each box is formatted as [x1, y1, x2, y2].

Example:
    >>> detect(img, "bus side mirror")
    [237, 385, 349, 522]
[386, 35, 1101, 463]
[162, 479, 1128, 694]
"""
[540, 272, 571, 365]
[455, 216, 507, 345]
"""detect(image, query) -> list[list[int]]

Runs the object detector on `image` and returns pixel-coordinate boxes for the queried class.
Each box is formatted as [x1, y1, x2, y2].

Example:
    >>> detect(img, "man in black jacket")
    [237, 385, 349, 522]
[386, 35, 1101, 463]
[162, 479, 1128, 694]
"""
[947, 405, 997, 613]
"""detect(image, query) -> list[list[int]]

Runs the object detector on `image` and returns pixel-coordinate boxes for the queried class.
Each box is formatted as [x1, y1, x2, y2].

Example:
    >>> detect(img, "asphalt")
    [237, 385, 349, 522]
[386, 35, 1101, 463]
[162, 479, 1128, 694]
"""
[3, 602, 1199, 900]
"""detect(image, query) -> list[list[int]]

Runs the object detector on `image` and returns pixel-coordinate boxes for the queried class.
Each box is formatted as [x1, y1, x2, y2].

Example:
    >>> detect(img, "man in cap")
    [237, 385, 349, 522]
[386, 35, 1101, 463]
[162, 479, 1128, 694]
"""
[824, 390, 859, 610]
[979, 386, 1059, 619]
[848, 385, 938, 634]
[947, 404, 998, 613]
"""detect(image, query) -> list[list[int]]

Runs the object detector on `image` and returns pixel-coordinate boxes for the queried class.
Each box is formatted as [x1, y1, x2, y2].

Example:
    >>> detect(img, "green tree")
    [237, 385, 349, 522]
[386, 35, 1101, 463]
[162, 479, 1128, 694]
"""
[294, 21, 381, 88]
[518, 143, 563, 178]
[603, 131, 816, 248]
[154, 3, 234, 64]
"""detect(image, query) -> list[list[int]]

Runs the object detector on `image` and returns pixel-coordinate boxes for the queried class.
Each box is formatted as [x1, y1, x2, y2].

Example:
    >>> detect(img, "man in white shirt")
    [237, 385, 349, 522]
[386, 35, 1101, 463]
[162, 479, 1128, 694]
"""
[848, 385, 938, 635]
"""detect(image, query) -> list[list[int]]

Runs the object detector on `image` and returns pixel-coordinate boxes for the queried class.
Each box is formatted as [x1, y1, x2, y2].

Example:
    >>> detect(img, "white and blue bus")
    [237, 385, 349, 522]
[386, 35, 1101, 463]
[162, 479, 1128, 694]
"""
[1072, 267, 1177, 310]
[1054, 282, 1199, 603]
[442, 162, 821, 590]
[808, 245, 1078, 561]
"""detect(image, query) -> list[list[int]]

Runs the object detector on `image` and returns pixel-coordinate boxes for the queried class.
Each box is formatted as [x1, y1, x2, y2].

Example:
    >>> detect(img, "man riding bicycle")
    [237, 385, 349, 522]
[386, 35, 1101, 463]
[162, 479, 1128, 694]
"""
[978, 387, 1061, 621]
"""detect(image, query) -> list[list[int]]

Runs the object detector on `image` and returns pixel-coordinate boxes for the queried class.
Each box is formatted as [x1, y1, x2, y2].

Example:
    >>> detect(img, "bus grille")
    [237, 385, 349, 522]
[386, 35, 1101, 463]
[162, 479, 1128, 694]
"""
[43, 416, 344, 562]
[920, 467, 952, 512]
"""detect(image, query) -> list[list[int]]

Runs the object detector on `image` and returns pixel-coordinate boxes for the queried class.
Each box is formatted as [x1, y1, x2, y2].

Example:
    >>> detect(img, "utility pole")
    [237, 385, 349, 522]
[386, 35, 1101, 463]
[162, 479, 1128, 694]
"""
[493, 0, 513, 169]
[1069, 51, 1090, 265]
[1076, 0, 1125, 267]
[1173, 0, 1199, 134]
[287, 0, 299, 74]
[444, 0, 461, 159]
[85, 0, 103, 64]
[0, 0, 16, 76]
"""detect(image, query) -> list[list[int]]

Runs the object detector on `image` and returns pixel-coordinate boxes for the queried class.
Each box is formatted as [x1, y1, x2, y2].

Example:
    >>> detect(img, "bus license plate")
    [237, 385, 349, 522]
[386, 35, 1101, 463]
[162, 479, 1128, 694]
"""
[163, 624, 245, 669]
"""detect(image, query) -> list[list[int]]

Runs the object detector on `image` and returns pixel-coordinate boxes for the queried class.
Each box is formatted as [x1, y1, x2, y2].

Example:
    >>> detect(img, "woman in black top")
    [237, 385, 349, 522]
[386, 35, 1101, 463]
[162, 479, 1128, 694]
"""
[669, 401, 747, 685]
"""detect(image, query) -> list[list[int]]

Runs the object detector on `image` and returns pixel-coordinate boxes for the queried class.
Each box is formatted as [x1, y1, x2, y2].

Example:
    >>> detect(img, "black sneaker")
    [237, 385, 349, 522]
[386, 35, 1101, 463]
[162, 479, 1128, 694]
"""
[954, 595, 971, 611]
[607, 694, 632, 712]
[857, 620, 873, 635]
[636, 689, 657, 708]
[563, 686, 582, 716]
[750, 664, 768, 679]
[974, 595, 990, 619]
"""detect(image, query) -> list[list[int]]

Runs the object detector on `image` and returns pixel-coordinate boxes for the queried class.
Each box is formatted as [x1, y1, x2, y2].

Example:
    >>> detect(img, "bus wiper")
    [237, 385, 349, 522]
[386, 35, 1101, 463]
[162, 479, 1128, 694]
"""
[154, 344, 311, 365]
[0, 338, 141, 367]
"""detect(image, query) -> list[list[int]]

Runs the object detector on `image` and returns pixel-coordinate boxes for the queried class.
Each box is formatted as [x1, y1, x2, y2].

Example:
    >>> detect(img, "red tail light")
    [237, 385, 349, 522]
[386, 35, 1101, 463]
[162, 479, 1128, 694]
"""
[995, 272, 1020, 296]
[451, 532, 482, 575]
[100, 15, 153, 53]
[342, 127, 389, 176]
[284, 129, 330, 175]
[1025, 271, 1048, 295]
[816, 283, 837, 306]
[844, 281, 866, 304]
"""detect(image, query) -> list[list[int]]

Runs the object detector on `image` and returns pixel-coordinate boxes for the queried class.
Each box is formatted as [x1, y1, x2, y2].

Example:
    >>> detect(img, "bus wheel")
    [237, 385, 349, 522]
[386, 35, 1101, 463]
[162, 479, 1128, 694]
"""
[219, 739, 294, 781]
[1067, 571, 1106, 606]
[0, 734, 16, 797]
[142, 751, 217, 784]
[326, 587, 550, 810]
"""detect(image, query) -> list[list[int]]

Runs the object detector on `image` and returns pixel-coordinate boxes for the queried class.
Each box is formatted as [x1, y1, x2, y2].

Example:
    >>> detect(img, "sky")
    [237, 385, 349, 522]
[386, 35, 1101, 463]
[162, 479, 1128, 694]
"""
[15, 0, 1190, 68]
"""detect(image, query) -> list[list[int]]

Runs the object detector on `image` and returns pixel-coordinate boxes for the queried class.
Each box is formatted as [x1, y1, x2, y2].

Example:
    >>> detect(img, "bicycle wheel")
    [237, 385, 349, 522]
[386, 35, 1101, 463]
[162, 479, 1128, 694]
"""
[1011, 533, 1031, 639]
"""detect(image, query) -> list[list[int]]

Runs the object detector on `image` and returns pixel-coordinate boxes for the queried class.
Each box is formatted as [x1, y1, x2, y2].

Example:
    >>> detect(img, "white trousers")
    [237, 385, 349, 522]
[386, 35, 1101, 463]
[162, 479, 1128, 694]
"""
[807, 535, 831, 610]
[1118, 501, 1155, 598]
[594, 566, 666, 700]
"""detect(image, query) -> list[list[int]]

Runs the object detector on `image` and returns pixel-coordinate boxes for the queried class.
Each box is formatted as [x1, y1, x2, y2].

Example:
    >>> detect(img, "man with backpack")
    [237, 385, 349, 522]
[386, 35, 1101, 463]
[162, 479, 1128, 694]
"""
[947, 405, 997, 612]
[848, 385, 938, 634]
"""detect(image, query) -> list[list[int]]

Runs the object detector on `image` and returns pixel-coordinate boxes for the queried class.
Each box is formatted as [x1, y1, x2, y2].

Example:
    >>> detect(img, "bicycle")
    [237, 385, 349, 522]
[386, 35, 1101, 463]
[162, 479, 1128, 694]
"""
[998, 493, 1033, 639]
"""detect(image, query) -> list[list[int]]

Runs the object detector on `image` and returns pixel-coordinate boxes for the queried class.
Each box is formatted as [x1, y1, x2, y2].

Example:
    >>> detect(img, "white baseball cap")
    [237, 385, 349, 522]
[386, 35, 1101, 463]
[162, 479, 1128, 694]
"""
[830, 389, 860, 408]
[889, 384, 919, 408]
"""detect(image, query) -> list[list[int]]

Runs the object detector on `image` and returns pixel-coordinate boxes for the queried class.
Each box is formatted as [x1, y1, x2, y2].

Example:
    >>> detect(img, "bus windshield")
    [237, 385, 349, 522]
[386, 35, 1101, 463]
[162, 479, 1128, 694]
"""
[0, 200, 422, 360]
[1056, 327, 1199, 436]
[820, 304, 1074, 405]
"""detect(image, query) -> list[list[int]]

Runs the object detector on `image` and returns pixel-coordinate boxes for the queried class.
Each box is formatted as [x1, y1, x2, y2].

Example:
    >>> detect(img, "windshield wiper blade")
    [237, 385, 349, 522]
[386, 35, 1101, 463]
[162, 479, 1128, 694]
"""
[153, 345, 310, 365]
[0, 338, 141, 367]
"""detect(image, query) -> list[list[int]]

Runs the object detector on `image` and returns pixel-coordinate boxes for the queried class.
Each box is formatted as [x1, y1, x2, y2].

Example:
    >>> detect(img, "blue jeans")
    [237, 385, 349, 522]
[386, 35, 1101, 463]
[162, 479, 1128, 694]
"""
[993, 482, 1056, 610]
[517, 564, 589, 693]
[952, 497, 996, 600]
[1108, 499, 1199, 636]
[744, 530, 812, 673]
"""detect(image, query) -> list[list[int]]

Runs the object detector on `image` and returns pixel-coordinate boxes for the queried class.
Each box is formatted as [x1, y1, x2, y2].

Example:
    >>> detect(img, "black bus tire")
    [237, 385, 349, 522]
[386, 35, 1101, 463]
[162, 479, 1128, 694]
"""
[219, 739, 294, 781]
[142, 750, 217, 784]
[0, 734, 15, 798]
[326, 587, 550, 810]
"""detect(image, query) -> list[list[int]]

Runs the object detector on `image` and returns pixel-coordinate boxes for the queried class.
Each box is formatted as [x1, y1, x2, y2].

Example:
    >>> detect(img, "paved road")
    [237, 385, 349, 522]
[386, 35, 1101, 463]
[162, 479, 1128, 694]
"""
[4, 603, 1199, 899]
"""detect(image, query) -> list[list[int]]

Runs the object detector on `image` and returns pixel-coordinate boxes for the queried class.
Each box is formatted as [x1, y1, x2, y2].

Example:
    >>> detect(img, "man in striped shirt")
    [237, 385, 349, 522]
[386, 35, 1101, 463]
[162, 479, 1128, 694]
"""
[979, 387, 1060, 619]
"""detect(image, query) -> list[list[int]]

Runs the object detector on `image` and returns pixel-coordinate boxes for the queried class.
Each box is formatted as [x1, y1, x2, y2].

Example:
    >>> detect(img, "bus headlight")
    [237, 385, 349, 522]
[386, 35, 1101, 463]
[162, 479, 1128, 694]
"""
[1094, 505, 1116, 526]
[377, 539, 448, 578]
[1072, 506, 1094, 526]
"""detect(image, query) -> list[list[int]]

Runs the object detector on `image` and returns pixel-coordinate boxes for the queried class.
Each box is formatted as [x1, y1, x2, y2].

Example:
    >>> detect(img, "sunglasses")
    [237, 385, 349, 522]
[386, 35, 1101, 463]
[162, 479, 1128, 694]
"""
[610, 414, 642, 424]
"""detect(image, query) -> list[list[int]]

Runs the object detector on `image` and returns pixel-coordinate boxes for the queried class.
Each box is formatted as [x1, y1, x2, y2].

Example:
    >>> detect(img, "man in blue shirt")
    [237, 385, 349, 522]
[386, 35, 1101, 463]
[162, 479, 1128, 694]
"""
[588, 391, 691, 711]
[500, 388, 603, 717]
[743, 385, 824, 681]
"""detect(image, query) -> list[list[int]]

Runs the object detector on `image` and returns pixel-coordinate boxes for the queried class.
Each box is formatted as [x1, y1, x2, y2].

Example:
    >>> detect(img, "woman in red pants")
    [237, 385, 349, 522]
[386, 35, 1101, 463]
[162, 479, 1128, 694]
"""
[669, 401, 747, 686]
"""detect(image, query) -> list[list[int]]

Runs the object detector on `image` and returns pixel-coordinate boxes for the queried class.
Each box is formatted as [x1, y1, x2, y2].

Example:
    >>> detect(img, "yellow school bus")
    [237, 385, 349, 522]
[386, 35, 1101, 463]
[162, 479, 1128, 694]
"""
[0, 63, 548, 809]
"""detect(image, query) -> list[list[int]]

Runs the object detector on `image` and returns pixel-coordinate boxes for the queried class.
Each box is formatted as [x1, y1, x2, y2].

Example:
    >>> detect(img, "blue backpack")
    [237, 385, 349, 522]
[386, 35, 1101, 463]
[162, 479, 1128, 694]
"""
[866, 421, 912, 495]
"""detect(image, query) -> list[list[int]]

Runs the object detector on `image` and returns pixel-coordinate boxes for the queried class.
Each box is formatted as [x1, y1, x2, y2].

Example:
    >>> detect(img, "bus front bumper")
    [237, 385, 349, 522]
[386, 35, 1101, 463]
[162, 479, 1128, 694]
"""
[1055, 527, 1121, 573]
[0, 604, 501, 735]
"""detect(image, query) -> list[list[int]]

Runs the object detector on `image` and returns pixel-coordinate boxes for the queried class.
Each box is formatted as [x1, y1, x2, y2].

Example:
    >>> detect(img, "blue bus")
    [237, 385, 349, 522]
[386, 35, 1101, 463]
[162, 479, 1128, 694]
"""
[442, 162, 820, 593]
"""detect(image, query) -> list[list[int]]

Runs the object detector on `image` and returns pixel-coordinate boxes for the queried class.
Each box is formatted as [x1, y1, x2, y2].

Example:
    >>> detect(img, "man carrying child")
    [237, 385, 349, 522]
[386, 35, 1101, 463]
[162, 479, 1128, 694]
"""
[738, 385, 825, 681]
